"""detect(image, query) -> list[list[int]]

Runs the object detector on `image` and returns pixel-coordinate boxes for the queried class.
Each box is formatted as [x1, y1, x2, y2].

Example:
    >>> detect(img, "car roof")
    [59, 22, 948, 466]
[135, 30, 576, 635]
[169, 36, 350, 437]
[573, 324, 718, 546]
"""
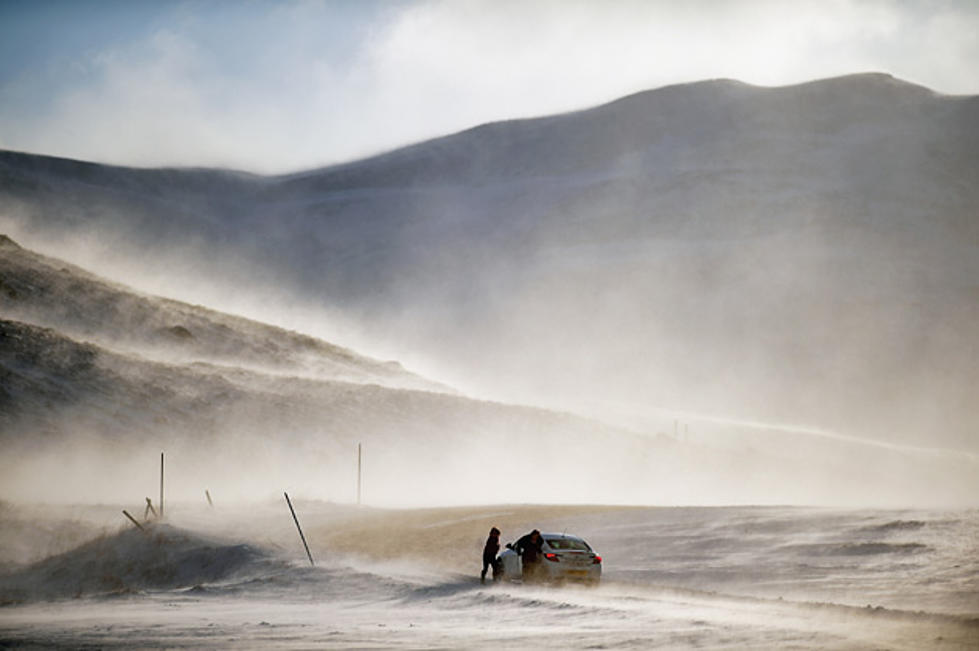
[541, 533, 586, 541]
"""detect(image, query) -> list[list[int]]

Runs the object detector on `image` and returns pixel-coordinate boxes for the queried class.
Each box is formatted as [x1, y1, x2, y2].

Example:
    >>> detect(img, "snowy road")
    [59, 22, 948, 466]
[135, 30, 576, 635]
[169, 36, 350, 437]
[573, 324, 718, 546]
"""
[1, 504, 977, 649]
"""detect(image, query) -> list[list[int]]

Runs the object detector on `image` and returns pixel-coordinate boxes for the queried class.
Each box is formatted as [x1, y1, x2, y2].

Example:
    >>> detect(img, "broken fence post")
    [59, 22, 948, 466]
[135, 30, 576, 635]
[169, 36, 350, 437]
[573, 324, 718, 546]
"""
[159, 452, 165, 520]
[284, 492, 315, 567]
[122, 510, 145, 531]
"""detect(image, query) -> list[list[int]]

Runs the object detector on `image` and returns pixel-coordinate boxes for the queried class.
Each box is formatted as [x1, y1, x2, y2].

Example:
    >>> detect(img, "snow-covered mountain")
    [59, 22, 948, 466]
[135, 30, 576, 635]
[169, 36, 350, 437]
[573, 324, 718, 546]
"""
[1, 72, 976, 456]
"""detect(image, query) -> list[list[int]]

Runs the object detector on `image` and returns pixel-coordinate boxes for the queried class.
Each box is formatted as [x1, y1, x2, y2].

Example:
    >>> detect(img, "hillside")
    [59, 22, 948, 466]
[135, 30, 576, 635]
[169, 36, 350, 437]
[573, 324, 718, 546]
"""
[0, 238, 661, 504]
[0, 234, 439, 391]
[0, 239, 976, 507]
[1, 72, 977, 454]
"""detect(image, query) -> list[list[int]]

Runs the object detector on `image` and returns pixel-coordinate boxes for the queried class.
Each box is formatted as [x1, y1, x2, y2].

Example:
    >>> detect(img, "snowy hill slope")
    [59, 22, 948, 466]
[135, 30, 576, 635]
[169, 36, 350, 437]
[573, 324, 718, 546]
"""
[0, 316, 669, 506]
[1, 73, 976, 453]
[0, 241, 976, 507]
[0, 240, 660, 504]
[0, 234, 439, 391]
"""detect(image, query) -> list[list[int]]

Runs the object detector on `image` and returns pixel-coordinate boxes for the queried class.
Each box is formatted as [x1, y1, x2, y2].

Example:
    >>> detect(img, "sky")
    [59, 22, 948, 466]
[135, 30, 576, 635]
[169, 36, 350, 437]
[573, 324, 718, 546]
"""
[1, 0, 977, 174]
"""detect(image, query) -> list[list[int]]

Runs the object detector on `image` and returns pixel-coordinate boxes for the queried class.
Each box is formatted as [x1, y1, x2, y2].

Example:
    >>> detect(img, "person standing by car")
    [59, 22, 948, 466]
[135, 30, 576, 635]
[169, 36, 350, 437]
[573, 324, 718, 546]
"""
[516, 529, 544, 583]
[481, 527, 502, 583]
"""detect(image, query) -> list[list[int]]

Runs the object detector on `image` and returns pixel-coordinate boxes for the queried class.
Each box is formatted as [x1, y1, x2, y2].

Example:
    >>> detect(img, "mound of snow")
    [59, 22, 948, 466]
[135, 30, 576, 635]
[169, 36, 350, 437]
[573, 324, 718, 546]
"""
[0, 524, 271, 604]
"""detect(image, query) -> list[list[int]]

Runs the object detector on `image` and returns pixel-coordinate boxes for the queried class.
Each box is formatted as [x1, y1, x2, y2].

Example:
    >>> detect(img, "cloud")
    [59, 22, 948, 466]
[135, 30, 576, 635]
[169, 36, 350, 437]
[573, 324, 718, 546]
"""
[0, 0, 976, 172]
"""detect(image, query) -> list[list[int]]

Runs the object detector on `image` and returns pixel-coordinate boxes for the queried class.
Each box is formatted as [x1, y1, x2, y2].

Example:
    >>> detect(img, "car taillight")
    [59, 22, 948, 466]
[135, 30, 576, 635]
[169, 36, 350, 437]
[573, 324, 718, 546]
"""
[592, 555, 602, 564]
[544, 553, 560, 562]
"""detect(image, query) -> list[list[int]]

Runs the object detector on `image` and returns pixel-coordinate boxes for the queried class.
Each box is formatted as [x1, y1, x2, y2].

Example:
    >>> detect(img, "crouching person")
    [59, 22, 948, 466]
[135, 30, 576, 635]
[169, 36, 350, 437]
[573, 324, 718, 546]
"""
[516, 529, 544, 583]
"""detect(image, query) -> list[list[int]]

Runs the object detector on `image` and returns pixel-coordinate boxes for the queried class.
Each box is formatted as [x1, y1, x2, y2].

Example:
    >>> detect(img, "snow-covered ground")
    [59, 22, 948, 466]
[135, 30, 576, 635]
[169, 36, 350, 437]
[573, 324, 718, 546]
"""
[1, 504, 976, 649]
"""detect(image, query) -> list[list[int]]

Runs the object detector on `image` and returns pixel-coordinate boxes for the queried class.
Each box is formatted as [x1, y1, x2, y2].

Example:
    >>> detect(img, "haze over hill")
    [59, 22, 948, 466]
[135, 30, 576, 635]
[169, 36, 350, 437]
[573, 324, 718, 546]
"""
[0, 236, 656, 505]
[0, 234, 439, 391]
[2, 236, 975, 507]
[1, 72, 977, 461]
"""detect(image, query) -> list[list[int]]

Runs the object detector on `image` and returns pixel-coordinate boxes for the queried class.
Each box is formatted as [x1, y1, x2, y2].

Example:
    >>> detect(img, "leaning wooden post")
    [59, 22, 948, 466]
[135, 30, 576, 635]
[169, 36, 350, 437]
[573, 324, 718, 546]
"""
[122, 510, 145, 531]
[159, 452, 165, 520]
[284, 492, 315, 567]
[144, 497, 157, 520]
[205, 489, 213, 507]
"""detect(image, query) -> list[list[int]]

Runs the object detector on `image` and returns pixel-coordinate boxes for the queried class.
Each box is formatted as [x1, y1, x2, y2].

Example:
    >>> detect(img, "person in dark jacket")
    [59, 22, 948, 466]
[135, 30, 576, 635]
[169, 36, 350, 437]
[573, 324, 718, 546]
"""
[481, 527, 502, 583]
[516, 529, 545, 583]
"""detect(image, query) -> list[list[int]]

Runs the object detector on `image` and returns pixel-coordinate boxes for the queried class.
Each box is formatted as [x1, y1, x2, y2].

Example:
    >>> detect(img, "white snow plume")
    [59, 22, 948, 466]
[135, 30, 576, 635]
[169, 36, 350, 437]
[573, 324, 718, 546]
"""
[1, 74, 976, 462]
[1, 312, 976, 508]
[1, 231, 978, 508]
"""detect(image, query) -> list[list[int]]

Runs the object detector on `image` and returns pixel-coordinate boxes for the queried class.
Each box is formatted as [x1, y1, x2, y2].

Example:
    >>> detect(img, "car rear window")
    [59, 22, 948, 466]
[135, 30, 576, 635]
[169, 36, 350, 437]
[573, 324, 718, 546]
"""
[544, 537, 591, 551]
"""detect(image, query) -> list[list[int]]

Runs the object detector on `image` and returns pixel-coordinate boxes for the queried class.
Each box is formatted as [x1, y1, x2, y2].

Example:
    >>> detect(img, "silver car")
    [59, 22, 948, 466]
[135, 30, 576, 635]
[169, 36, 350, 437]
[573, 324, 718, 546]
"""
[498, 533, 602, 585]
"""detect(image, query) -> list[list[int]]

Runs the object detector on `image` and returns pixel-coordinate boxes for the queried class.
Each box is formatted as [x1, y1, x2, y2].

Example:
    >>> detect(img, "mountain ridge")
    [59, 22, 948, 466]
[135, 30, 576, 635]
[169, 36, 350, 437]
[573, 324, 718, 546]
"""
[0, 72, 963, 178]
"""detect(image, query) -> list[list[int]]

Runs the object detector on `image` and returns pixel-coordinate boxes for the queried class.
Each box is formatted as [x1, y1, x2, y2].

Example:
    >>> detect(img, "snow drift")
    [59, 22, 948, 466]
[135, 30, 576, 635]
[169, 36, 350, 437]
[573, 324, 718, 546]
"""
[0, 524, 272, 604]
